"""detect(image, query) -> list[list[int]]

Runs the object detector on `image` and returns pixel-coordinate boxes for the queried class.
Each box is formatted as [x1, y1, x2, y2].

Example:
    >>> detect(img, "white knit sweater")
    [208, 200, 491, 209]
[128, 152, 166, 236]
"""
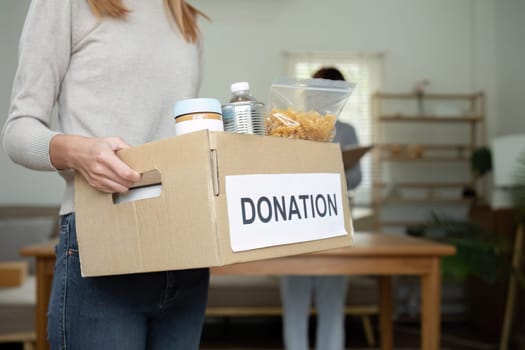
[2, 0, 203, 214]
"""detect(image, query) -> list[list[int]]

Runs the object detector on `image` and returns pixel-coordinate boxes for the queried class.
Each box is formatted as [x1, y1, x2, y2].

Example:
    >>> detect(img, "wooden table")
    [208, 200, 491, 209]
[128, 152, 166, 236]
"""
[19, 240, 56, 350]
[21, 233, 455, 350]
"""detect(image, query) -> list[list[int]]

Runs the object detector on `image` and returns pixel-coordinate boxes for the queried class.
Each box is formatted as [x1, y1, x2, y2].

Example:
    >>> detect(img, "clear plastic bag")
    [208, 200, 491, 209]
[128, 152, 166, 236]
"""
[266, 77, 356, 142]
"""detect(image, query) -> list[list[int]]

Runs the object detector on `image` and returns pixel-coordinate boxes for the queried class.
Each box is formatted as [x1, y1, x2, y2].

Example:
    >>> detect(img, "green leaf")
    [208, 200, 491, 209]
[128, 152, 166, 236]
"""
[470, 147, 492, 178]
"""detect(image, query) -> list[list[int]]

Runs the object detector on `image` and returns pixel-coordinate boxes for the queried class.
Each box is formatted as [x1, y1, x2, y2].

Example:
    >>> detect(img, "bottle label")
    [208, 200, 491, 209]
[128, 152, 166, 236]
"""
[175, 112, 222, 123]
[221, 102, 265, 135]
[175, 119, 224, 136]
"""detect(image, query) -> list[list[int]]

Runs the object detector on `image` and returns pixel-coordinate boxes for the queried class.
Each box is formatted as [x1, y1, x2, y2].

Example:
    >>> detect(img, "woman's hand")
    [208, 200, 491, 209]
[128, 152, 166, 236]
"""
[50, 135, 141, 193]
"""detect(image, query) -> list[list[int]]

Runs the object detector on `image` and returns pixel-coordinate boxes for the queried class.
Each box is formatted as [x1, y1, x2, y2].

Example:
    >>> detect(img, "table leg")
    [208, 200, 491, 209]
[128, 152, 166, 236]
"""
[420, 258, 441, 350]
[378, 276, 393, 350]
[35, 258, 53, 350]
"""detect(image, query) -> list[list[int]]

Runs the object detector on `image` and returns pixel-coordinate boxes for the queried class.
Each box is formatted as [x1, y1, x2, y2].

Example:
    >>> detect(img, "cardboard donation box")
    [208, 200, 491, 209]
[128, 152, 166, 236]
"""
[75, 130, 354, 277]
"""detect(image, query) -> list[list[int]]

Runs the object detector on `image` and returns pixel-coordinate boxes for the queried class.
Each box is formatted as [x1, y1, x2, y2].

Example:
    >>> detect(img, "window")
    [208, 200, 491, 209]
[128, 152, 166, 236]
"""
[283, 51, 383, 205]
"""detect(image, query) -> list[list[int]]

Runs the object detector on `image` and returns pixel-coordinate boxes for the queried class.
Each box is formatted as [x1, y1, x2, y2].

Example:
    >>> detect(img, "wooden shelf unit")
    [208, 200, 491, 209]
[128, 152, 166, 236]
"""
[371, 91, 486, 232]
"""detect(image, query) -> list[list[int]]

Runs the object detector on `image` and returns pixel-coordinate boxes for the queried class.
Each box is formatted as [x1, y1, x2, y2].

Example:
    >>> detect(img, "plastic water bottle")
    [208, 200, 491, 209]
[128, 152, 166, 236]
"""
[221, 82, 265, 135]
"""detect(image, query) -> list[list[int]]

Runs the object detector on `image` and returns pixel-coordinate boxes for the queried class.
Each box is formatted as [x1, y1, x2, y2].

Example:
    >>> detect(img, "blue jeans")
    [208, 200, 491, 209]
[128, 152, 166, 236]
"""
[280, 275, 348, 350]
[47, 214, 210, 350]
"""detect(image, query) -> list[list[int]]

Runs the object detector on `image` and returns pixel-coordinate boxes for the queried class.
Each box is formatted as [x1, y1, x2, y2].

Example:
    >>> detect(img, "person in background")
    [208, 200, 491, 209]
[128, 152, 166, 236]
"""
[2, 0, 210, 349]
[280, 67, 362, 350]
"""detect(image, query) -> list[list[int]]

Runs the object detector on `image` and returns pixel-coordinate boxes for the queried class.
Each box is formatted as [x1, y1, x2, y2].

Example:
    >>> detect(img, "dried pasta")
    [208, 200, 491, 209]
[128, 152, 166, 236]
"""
[265, 108, 336, 142]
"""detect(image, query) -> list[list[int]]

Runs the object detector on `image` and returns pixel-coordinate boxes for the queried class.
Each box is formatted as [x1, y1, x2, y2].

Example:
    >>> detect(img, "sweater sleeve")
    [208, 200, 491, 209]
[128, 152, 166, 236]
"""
[1, 0, 72, 171]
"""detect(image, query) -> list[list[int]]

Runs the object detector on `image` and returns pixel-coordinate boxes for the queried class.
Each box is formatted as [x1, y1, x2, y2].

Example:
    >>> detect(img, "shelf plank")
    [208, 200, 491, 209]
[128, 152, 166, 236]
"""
[373, 182, 469, 189]
[374, 198, 473, 205]
[373, 92, 483, 100]
[378, 115, 483, 123]
[376, 143, 474, 151]
[378, 156, 468, 162]
[377, 221, 426, 227]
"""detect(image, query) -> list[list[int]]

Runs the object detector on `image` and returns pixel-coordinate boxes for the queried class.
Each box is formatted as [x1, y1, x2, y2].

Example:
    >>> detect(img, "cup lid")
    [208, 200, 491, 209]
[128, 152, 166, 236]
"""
[173, 98, 222, 118]
[231, 82, 250, 93]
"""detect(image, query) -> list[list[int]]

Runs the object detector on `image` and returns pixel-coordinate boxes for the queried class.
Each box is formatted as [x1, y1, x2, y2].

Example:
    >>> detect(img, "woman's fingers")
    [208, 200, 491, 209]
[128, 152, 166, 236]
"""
[88, 139, 142, 192]
[55, 135, 141, 193]
[80, 167, 130, 193]
[91, 145, 140, 187]
[102, 137, 141, 183]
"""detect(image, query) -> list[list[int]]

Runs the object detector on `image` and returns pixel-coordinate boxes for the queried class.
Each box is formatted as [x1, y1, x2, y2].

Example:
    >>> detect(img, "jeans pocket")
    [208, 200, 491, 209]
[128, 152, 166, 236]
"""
[59, 213, 80, 250]
[56, 214, 71, 259]
[60, 213, 72, 232]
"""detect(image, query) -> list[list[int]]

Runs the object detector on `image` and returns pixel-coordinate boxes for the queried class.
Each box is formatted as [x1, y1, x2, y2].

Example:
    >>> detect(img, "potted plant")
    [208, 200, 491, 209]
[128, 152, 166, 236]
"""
[409, 149, 525, 346]
[462, 146, 492, 200]
[406, 214, 508, 284]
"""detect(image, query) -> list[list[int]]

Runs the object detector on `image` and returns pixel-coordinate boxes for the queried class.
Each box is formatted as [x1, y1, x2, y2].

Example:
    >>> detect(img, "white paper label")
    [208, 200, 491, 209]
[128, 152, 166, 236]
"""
[225, 173, 348, 252]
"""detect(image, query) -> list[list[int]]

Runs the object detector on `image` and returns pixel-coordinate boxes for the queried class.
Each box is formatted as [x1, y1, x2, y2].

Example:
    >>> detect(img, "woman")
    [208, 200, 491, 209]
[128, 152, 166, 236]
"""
[280, 67, 362, 350]
[2, 0, 210, 349]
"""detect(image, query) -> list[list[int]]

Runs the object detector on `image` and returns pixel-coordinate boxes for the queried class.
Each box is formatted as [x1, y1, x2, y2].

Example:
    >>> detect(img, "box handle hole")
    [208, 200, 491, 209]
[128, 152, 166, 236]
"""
[112, 169, 162, 205]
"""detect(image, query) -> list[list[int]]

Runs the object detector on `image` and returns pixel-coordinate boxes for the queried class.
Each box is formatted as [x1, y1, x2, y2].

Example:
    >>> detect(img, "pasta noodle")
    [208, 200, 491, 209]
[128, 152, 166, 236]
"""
[265, 108, 336, 142]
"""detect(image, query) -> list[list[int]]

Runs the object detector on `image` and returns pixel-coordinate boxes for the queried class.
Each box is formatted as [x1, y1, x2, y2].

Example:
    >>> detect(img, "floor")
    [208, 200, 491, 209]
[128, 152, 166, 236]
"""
[199, 316, 502, 350]
[0, 317, 510, 350]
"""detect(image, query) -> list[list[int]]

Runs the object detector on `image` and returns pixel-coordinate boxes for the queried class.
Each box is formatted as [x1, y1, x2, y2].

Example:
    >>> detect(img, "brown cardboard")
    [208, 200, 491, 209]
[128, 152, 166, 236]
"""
[75, 130, 353, 277]
[341, 145, 373, 169]
[0, 261, 28, 287]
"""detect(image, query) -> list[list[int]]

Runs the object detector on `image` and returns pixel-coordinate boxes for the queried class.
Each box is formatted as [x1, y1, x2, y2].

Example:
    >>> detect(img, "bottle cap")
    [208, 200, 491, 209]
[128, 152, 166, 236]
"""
[231, 82, 250, 93]
[173, 98, 222, 118]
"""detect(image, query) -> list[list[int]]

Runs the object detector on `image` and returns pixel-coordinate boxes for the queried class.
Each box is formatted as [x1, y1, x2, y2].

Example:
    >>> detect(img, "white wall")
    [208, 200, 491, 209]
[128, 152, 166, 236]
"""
[193, 0, 494, 99]
[0, 0, 518, 205]
[494, 0, 525, 136]
[0, 0, 65, 205]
